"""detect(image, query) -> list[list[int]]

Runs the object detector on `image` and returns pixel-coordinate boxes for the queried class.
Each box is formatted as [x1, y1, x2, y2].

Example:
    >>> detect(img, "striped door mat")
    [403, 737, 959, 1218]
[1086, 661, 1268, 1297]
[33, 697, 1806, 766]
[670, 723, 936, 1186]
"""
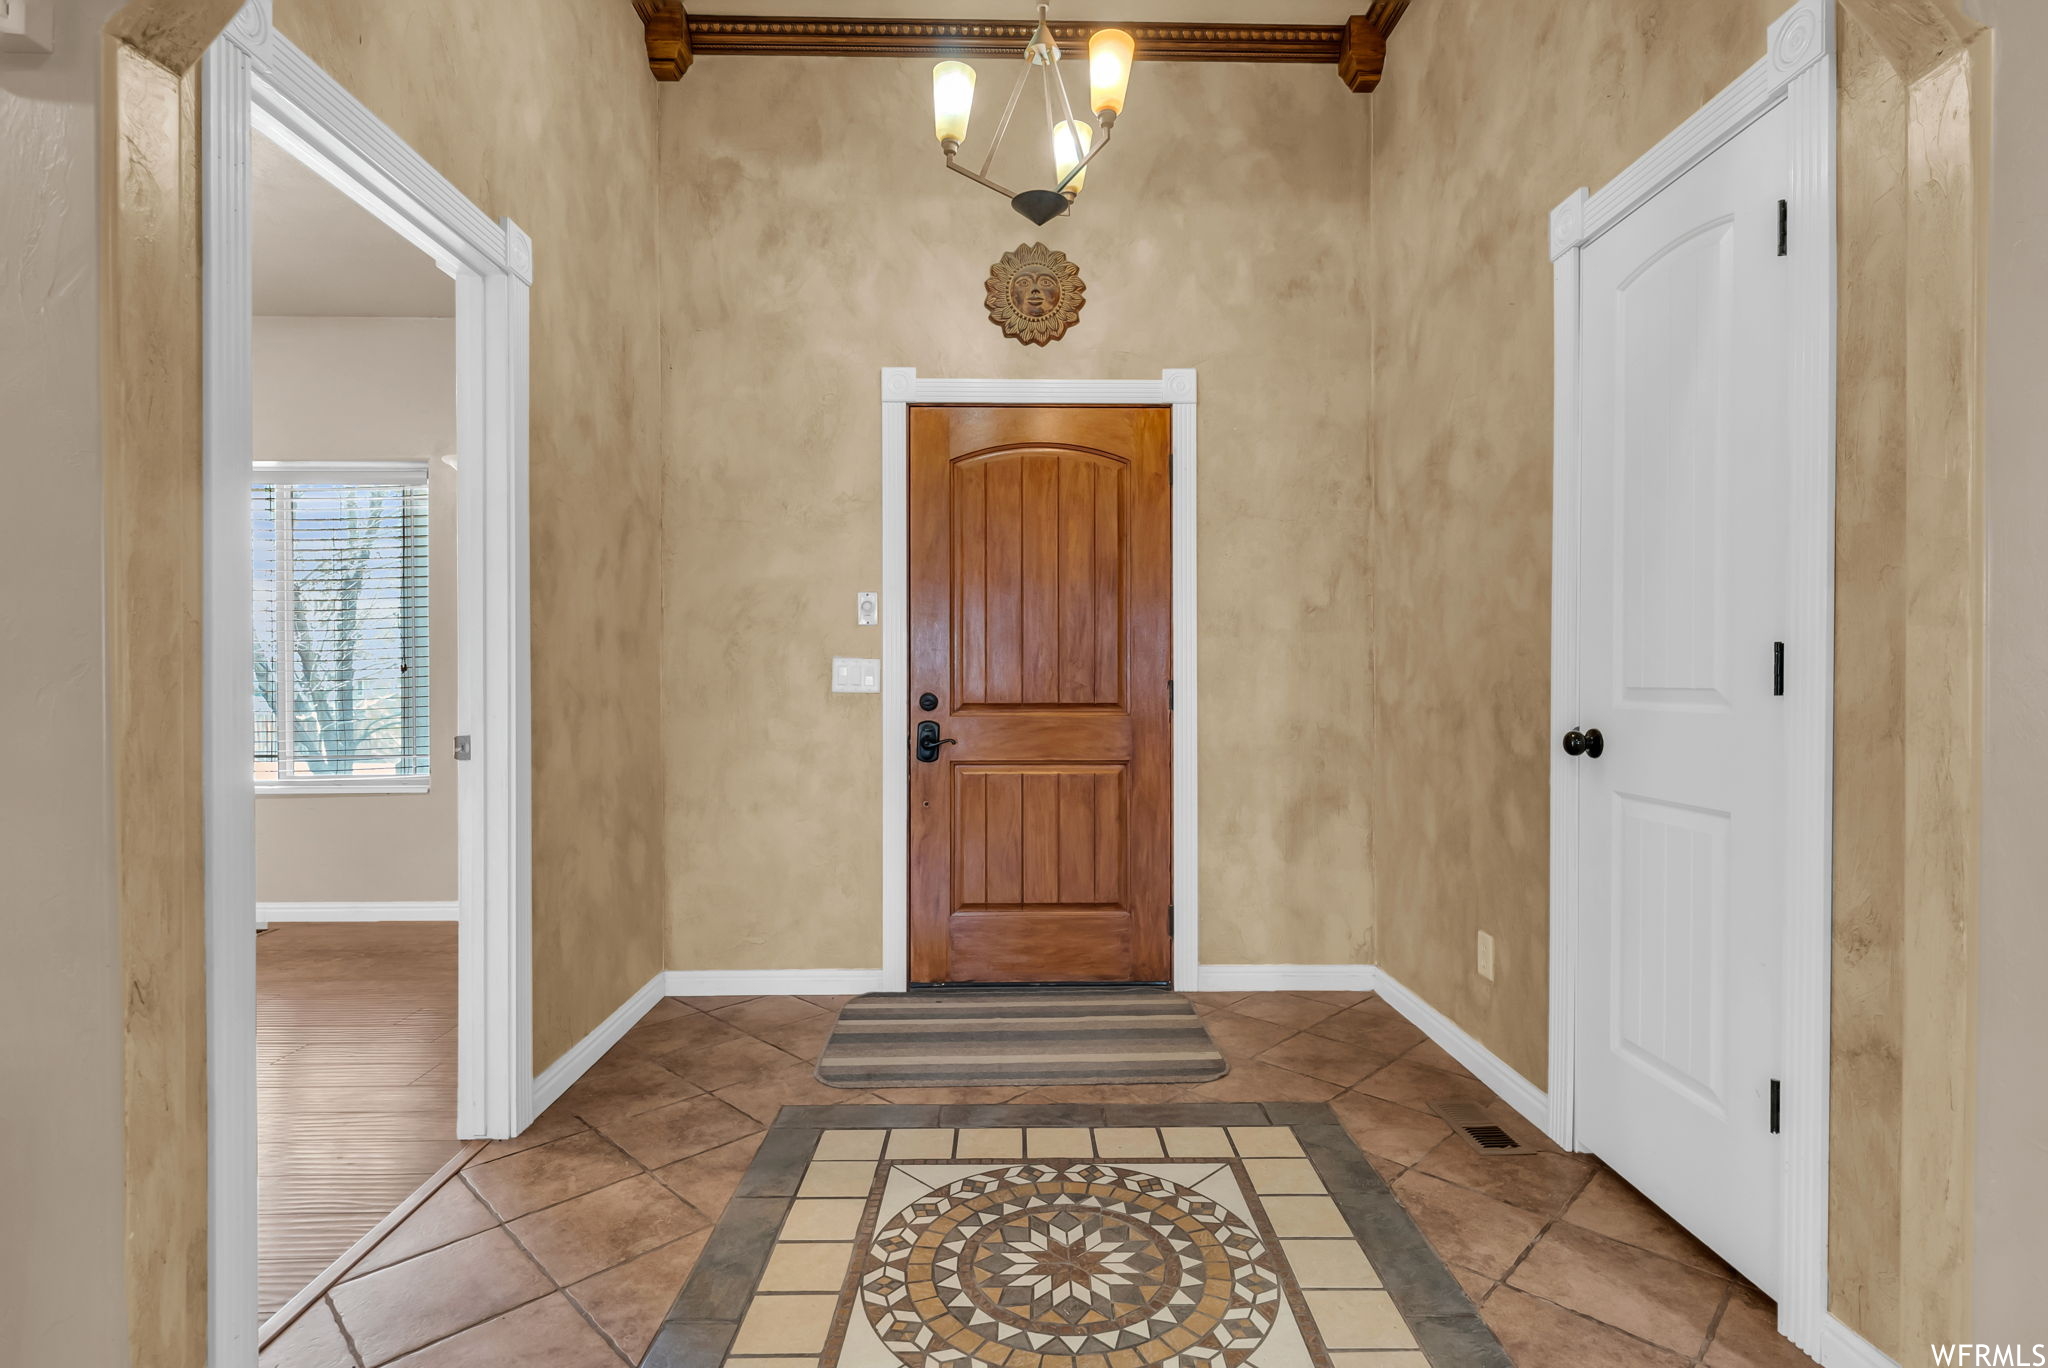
[814, 988, 1229, 1088]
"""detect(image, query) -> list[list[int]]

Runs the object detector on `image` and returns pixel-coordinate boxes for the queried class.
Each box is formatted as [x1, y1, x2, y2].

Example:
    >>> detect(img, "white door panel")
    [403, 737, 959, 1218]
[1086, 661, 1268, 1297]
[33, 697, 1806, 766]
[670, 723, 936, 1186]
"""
[1572, 102, 1791, 1295]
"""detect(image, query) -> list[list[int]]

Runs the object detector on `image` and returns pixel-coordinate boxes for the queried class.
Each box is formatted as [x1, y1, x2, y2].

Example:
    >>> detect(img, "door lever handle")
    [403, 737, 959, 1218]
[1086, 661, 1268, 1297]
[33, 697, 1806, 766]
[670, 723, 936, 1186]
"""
[916, 720, 958, 763]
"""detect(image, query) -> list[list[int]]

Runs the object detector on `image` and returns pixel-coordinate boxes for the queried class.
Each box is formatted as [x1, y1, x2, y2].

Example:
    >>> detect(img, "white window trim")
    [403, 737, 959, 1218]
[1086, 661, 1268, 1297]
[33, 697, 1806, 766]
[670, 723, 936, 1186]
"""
[251, 459, 434, 795]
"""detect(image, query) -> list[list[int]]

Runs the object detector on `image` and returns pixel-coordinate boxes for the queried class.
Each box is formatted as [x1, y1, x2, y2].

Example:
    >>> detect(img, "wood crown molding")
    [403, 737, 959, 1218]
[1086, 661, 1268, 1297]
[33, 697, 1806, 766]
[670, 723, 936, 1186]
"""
[633, 5, 1405, 89]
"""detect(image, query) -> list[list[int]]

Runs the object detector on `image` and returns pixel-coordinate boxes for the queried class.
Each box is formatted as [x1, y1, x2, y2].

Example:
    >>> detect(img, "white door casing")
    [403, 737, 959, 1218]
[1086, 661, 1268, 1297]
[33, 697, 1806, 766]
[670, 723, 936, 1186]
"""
[1571, 100, 1791, 1294]
[1551, 0, 1836, 1355]
[203, 2, 534, 1361]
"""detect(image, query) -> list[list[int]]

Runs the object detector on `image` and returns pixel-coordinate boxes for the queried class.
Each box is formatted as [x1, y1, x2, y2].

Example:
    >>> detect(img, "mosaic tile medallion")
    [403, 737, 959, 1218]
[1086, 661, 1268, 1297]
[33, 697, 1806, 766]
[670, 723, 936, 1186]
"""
[644, 1104, 1511, 1368]
[849, 1158, 1297, 1368]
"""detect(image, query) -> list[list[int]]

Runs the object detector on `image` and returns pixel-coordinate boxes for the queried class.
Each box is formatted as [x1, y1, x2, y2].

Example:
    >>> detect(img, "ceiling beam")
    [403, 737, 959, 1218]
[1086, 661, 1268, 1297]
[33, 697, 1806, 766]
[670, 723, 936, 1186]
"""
[633, 0, 694, 79]
[1339, 0, 1408, 91]
[632, 6, 1406, 89]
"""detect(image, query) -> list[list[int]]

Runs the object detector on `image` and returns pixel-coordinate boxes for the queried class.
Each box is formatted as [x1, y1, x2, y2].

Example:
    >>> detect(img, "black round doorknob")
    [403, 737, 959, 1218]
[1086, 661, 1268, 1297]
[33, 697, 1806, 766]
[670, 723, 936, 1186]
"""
[1562, 728, 1605, 758]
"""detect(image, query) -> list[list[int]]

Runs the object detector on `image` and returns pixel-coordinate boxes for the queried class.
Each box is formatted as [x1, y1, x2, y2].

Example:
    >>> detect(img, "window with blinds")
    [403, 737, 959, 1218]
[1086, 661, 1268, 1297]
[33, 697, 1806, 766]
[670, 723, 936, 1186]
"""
[252, 463, 431, 789]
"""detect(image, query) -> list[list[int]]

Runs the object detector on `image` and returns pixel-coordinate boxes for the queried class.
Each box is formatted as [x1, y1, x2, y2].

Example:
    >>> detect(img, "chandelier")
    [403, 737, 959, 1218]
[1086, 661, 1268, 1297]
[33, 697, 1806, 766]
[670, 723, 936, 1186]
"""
[930, 5, 1135, 225]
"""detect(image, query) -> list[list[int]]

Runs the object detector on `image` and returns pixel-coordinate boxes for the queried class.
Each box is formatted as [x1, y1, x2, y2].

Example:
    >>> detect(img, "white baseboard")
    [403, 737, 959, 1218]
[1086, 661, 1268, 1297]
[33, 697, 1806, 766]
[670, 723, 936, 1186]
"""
[664, 968, 888, 997]
[1816, 1315, 1898, 1368]
[530, 971, 667, 1117]
[1197, 964, 1382, 992]
[257, 900, 458, 923]
[1367, 969, 1551, 1136]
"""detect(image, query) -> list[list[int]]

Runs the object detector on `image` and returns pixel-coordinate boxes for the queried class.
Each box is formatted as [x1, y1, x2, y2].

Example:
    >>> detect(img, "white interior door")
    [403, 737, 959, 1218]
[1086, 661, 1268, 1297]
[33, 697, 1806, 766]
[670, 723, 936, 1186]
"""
[1569, 101, 1791, 1295]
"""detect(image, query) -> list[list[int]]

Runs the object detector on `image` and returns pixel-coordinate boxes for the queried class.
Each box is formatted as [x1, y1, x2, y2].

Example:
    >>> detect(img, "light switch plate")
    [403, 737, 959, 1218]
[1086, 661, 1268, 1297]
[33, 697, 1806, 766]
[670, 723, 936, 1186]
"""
[0, 0, 55, 54]
[832, 657, 881, 693]
[857, 591, 879, 626]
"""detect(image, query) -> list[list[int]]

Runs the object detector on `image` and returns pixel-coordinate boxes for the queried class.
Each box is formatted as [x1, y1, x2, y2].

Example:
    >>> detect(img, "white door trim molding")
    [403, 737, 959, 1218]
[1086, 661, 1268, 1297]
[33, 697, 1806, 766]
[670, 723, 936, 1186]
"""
[203, 3, 534, 1360]
[256, 901, 461, 923]
[879, 369, 1200, 991]
[1549, 0, 1835, 1357]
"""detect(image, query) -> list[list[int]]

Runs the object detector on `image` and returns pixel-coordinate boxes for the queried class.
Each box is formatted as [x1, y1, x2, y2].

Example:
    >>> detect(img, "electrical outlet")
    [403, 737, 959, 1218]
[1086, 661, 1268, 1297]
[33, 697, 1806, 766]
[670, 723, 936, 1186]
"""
[1476, 930, 1496, 982]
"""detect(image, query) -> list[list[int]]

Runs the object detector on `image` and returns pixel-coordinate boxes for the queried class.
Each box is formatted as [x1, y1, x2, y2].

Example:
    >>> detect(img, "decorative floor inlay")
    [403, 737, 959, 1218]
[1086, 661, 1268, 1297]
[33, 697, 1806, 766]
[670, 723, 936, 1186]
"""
[644, 1104, 1509, 1368]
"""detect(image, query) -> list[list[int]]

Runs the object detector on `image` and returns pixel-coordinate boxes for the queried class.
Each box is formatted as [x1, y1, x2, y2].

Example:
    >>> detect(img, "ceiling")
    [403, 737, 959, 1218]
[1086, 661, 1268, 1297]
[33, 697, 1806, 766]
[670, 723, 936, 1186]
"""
[252, 130, 454, 318]
[691, 1, 1363, 22]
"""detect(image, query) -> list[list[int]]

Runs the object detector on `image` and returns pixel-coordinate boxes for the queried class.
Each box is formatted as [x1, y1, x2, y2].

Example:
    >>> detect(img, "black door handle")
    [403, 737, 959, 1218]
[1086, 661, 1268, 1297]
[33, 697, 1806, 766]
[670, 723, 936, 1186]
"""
[916, 720, 958, 763]
[1562, 728, 1605, 758]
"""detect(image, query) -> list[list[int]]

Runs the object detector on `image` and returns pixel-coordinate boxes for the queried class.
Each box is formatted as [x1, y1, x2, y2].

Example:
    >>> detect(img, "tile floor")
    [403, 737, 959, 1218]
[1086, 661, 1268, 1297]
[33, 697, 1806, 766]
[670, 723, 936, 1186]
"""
[259, 990, 1819, 1368]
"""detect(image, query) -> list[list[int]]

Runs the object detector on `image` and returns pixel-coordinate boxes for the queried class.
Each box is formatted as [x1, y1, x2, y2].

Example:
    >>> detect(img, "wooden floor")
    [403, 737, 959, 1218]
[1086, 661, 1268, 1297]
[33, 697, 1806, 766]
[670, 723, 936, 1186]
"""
[258, 921, 461, 1322]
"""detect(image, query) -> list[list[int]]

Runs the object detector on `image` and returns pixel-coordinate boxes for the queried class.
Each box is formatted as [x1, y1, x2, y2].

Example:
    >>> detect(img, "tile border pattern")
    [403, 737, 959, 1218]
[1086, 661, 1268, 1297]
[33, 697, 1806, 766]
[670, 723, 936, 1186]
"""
[642, 1103, 1510, 1368]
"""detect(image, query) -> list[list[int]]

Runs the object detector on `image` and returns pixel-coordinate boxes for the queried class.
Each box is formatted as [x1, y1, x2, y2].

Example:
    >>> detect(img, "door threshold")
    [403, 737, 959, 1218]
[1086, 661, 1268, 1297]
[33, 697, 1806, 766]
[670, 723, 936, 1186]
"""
[908, 980, 1173, 991]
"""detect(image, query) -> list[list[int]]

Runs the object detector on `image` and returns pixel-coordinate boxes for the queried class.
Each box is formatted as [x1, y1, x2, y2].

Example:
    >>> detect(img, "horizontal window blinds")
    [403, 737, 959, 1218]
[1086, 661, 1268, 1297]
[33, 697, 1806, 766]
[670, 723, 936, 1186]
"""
[253, 475, 431, 784]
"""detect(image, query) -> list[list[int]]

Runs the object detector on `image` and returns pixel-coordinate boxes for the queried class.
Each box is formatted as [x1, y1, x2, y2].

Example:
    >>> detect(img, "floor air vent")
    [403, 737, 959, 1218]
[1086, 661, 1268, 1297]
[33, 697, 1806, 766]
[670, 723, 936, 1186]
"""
[1431, 1101, 1538, 1156]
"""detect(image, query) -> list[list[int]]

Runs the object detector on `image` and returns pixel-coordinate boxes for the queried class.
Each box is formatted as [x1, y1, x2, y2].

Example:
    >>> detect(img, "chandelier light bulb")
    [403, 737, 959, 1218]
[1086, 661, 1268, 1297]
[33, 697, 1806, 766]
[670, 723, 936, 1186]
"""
[933, 61, 977, 150]
[1053, 119, 1094, 194]
[1088, 28, 1134, 118]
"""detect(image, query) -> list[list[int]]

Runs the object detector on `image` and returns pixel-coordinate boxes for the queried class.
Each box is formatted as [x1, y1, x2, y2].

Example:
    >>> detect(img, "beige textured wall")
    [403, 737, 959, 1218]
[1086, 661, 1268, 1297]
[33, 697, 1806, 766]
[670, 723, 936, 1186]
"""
[0, 4, 129, 1362]
[1365, 0, 1784, 1086]
[1970, 0, 2048, 1340]
[252, 317, 459, 906]
[1830, 9, 1912, 1340]
[659, 58, 1375, 974]
[273, 0, 667, 1068]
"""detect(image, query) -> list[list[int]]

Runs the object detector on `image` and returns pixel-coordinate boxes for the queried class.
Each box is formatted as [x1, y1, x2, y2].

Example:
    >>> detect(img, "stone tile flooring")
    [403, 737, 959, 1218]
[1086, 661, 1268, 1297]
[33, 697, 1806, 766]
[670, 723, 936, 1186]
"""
[258, 990, 1820, 1368]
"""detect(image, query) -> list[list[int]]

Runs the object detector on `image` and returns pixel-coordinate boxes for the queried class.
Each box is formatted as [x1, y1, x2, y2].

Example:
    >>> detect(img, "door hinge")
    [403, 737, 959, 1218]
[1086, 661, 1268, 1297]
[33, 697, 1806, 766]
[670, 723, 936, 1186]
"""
[1769, 1078, 1782, 1134]
[1168, 904, 1175, 938]
[1773, 642, 1785, 696]
[1167, 678, 1175, 711]
[1776, 199, 1789, 256]
[453, 734, 472, 761]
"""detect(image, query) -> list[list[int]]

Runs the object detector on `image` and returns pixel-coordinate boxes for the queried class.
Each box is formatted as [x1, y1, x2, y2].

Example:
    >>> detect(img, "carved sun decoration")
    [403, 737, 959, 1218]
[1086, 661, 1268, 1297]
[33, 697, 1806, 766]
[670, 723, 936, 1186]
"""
[986, 242, 1086, 346]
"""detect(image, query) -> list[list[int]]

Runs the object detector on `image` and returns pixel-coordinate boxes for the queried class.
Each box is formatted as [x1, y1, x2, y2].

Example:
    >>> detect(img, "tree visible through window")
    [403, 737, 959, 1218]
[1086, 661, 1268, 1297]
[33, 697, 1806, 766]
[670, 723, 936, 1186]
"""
[253, 472, 431, 787]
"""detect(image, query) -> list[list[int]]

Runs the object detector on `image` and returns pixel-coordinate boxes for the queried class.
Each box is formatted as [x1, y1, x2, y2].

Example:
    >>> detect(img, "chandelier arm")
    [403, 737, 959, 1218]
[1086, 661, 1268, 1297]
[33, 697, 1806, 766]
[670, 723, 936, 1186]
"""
[1050, 55, 1084, 147]
[945, 154, 1017, 199]
[980, 59, 1035, 179]
[1051, 120, 1110, 196]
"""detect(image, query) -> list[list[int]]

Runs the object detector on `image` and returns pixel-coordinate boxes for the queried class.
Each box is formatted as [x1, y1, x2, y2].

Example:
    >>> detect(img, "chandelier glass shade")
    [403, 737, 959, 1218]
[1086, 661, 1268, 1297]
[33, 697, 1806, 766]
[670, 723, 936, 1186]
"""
[930, 4, 1134, 225]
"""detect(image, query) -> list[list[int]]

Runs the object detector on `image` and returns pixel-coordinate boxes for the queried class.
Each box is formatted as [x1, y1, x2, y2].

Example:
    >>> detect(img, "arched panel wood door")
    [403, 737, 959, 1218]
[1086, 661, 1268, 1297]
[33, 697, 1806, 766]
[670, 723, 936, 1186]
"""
[908, 406, 1173, 984]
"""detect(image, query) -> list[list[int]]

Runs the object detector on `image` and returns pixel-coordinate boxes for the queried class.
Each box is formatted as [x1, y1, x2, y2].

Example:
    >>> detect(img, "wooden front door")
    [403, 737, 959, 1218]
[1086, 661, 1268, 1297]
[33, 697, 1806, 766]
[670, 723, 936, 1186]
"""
[908, 405, 1173, 985]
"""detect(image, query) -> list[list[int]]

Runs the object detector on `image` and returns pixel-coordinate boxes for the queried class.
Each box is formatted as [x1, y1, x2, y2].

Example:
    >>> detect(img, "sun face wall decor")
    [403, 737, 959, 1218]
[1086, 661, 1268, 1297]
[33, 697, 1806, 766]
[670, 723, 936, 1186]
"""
[986, 242, 1086, 346]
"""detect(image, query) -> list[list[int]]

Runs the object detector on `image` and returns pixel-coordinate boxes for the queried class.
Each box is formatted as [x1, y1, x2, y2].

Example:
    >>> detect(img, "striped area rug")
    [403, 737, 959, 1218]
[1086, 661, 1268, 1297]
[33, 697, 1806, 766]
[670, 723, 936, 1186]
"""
[814, 988, 1229, 1088]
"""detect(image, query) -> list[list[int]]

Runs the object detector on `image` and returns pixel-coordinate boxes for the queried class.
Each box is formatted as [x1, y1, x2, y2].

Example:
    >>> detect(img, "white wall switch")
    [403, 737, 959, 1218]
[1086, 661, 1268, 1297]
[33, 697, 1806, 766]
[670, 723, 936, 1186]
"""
[1476, 930, 1496, 982]
[832, 657, 881, 693]
[856, 591, 879, 626]
[0, 0, 55, 54]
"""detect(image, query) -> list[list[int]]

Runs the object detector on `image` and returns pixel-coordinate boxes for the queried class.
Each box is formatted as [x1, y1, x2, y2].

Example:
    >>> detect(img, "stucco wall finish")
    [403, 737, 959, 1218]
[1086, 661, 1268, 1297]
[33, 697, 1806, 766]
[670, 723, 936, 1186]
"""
[271, 0, 668, 1069]
[2, 5, 130, 1362]
[657, 58, 1376, 974]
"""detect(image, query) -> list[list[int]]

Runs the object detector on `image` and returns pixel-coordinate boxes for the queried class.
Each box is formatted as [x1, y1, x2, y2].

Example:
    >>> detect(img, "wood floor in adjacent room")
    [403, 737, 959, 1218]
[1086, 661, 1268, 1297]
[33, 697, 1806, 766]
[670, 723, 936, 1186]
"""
[258, 920, 463, 1322]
